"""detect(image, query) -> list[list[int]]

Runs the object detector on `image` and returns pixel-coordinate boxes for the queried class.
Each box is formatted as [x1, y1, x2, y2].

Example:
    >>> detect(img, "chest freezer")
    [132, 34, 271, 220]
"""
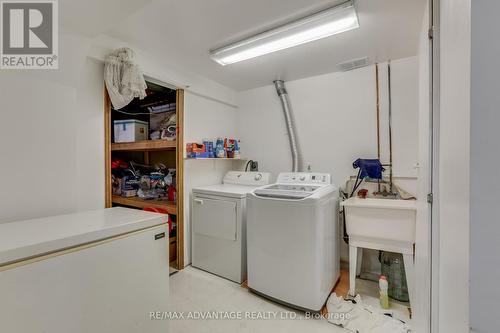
[0, 207, 170, 333]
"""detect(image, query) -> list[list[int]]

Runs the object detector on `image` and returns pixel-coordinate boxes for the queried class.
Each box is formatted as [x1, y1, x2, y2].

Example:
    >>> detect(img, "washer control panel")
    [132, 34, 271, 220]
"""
[277, 173, 331, 185]
[223, 171, 270, 186]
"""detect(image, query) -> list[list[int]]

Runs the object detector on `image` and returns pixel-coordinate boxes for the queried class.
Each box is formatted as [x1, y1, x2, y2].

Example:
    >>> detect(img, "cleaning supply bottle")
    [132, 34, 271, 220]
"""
[215, 138, 225, 158]
[234, 139, 240, 159]
[379, 275, 389, 309]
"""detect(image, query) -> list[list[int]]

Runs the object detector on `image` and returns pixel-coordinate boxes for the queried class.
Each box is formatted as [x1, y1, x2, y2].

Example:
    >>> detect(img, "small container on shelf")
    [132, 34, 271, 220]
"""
[186, 143, 209, 158]
[203, 138, 215, 158]
[186, 138, 242, 159]
[234, 140, 241, 159]
[114, 119, 148, 143]
[215, 138, 225, 158]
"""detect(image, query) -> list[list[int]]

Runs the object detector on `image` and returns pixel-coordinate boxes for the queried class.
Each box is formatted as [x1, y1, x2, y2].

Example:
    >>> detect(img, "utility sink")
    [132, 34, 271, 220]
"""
[341, 197, 417, 247]
[341, 197, 417, 303]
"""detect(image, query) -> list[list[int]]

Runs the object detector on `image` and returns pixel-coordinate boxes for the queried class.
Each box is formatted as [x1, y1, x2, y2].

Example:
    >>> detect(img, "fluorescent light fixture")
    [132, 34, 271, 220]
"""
[210, 0, 359, 65]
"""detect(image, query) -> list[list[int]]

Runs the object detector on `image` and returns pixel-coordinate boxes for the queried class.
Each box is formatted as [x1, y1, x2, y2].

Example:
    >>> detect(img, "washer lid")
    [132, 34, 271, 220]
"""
[193, 184, 261, 198]
[253, 184, 325, 199]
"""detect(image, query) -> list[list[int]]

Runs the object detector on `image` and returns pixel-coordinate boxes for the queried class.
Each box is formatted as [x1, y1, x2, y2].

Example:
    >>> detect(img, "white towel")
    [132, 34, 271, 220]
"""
[326, 293, 411, 333]
[104, 48, 147, 110]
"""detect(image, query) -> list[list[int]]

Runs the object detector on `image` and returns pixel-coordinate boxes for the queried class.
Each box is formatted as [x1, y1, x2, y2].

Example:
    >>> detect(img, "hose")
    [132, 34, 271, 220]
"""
[274, 80, 302, 172]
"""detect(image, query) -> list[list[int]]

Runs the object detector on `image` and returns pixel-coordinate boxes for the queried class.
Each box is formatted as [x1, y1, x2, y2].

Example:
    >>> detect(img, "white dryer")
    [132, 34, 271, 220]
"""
[192, 171, 270, 283]
[247, 172, 339, 311]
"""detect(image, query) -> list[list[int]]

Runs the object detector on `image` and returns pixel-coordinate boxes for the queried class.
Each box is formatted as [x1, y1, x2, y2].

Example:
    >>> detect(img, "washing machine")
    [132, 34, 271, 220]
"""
[247, 172, 339, 311]
[192, 171, 270, 283]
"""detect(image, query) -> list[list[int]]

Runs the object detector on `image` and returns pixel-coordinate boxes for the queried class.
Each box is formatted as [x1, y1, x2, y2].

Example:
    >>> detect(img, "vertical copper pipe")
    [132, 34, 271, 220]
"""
[388, 60, 393, 193]
[375, 63, 381, 159]
[376, 63, 381, 193]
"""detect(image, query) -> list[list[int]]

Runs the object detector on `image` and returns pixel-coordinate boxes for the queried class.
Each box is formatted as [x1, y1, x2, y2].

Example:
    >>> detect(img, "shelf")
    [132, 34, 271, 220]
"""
[112, 140, 176, 152]
[185, 157, 245, 161]
[112, 195, 177, 215]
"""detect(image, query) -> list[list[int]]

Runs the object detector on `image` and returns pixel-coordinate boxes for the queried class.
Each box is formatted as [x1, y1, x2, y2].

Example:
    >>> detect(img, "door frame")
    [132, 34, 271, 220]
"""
[175, 88, 185, 269]
[104, 78, 185, 270]
[429, 0, 472, 331]
[430, 0, 440, 331]
[430, 0, 439, 331]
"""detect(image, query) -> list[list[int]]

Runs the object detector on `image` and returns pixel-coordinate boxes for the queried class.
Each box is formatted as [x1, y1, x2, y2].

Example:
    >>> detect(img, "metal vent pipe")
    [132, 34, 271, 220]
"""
[274, 80, 302, 172]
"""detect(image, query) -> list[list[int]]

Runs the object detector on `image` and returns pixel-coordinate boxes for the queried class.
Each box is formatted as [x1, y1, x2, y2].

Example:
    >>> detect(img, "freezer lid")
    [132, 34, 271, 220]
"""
[0, 207, 167, 266]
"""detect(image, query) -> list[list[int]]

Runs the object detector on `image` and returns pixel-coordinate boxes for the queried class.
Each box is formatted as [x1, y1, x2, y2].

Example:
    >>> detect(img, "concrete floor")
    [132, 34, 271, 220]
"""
[168, 266, 346, 333]
[168, 266, 411, 332]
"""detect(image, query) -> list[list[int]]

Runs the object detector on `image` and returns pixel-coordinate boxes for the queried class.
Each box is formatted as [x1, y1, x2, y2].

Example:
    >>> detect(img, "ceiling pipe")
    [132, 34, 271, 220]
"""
[274, 80, 302, 172]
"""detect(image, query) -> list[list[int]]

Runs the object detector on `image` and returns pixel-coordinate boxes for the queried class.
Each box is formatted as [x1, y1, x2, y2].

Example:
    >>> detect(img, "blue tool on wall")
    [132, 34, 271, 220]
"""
[352, 158, 384, 180]
[350, 158, 385, 197]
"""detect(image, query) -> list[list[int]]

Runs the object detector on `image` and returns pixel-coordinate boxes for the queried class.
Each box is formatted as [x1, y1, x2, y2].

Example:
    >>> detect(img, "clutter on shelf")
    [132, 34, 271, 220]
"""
[186, 138, 240, 159]
[150, 109, 176, 141]
[113, 105, 177, 143]
[111, 158, 176, 202]
[143, 207, 176, 239]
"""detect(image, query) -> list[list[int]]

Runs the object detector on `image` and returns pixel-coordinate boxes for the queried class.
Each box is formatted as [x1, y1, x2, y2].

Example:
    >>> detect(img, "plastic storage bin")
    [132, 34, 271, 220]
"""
[114, 119, 148, 143]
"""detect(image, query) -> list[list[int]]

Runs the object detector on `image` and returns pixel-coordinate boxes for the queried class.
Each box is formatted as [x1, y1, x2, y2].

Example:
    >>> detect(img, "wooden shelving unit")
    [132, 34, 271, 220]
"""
[104, 84, 184, 270]
[112, 139, 176, 152]
[111, 195, 177, 215]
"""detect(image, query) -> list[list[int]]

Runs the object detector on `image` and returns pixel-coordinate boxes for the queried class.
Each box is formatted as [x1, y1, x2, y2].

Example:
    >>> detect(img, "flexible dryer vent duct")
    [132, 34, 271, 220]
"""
[274, 80, 302, 172]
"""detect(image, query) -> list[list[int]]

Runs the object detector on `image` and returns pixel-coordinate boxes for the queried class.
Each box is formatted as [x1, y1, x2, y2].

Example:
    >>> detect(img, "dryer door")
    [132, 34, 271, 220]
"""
[193, 196, 237, 241]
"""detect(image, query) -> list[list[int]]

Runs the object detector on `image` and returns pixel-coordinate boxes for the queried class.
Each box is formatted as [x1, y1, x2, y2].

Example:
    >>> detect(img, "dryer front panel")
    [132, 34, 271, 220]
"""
[193, 196, 237, 241]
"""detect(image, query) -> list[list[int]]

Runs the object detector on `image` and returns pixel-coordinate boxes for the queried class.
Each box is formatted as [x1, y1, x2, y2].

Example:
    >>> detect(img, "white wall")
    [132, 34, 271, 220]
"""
[88, 34, 238, 108]
[237, 57, 420, 270]
[437, 0, 471, 332]
[0, 33, 105, 223]
[470, 1, 498, 332]
[0, 28, 239, 271]
[237, 57, 419, 188]
[183, 91, 238, 264]
[76, 58, 106, 211]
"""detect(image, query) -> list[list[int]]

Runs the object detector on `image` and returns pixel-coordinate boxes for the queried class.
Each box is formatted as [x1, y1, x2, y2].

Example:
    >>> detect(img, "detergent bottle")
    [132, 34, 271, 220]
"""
[379, 275, 390, 309]
[215, 138, 225, 158]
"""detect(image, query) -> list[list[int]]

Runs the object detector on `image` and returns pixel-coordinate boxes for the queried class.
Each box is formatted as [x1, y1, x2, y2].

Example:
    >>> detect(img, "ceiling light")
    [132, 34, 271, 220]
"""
[209, 0, 359, 66]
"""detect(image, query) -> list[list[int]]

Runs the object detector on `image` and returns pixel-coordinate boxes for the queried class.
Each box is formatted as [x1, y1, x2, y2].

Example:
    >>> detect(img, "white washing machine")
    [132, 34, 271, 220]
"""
[192, 171, 270, 283]
[247, 172, 339, 311]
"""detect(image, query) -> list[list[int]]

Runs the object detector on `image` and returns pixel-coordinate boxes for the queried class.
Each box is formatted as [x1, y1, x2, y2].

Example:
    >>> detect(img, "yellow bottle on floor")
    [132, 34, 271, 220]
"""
[379, 275, 390, 309]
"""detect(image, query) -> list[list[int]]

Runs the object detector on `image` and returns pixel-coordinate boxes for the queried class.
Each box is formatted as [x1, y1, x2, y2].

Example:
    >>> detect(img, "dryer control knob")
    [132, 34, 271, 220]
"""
[254, 173, 263, 181]
[299, 176, 306, 181]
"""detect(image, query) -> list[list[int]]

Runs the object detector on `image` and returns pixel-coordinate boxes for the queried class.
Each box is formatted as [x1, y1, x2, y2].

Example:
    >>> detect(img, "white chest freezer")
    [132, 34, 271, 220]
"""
[0, 207, 170, 333]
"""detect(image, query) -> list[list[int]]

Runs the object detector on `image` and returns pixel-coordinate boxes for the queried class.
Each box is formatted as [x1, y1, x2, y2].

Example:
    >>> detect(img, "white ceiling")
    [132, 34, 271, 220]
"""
[102, 0, 426, 91]
[60, 0, 152, 37]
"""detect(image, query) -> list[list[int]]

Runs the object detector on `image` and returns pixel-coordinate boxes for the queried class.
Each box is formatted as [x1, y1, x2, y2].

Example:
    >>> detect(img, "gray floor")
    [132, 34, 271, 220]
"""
[168, 266, 346, 333]
[169, 266, 411, 332]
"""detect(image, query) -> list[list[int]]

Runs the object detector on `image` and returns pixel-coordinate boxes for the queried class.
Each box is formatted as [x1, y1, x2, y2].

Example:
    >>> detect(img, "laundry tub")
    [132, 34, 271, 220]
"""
[341, 197, 416, 305]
